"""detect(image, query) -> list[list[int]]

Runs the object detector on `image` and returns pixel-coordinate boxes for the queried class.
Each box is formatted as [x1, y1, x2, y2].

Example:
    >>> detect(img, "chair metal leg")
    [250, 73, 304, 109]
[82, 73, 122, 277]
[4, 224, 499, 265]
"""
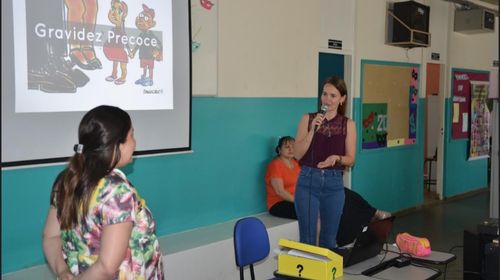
[250, 265, 255, 280]
[240, 267, 244, 280]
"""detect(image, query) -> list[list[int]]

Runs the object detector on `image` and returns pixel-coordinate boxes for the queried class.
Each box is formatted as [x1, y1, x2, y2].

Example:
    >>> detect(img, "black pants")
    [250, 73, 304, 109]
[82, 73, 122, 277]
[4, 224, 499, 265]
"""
[269, 201, 297, 220]
[337, 188, 376, 246]
[268, 187, 376, 247]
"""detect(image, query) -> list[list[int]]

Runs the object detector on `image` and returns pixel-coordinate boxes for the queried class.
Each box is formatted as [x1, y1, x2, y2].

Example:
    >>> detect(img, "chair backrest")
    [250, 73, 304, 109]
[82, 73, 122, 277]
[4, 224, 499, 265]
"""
[233, 217, 270, 278]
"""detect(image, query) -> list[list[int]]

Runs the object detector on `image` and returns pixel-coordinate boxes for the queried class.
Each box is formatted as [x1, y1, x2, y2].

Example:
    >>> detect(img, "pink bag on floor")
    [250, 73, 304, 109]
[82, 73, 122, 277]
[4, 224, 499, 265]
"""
[396, 232, 432, 257]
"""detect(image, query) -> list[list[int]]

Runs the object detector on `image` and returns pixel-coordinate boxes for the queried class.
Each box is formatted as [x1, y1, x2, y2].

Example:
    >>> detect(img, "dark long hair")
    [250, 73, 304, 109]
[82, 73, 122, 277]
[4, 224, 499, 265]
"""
[51, 105, 131, 229]
[322, 76, 348, 115]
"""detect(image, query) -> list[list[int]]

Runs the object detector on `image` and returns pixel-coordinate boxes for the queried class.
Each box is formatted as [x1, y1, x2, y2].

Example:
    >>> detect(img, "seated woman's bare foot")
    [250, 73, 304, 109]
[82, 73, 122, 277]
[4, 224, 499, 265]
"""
[374, 209, 391, 220]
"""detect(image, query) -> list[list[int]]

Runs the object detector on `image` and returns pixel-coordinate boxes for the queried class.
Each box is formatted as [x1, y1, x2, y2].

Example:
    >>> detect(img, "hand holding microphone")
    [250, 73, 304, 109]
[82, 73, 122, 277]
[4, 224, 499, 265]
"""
[313, 105, 329, 132]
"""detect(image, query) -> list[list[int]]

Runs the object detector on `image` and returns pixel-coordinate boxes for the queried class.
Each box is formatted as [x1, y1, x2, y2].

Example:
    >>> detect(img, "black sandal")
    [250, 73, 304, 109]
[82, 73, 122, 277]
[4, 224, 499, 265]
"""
[81, 47, 102, 69]
[69, 48, 94, 70]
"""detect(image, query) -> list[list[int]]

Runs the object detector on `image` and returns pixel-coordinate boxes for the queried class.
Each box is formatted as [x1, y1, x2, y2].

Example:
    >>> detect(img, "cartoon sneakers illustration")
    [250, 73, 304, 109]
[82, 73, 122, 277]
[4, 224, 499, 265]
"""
[135, 76, 147, 85]
[142, 78, 153, 86]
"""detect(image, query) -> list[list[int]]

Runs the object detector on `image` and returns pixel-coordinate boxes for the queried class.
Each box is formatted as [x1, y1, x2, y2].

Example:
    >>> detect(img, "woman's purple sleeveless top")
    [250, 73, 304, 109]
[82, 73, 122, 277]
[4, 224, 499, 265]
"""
[299, 113, 348, 170]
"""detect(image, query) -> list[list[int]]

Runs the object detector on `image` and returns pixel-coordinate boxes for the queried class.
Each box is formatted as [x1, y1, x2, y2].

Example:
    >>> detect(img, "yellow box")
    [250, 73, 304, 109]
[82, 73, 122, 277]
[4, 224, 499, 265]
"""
[277, 239, 343, 280]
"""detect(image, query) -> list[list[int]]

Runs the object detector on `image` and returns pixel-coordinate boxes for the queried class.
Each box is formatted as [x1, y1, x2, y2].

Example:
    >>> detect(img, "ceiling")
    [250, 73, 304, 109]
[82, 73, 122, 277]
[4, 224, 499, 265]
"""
[443, 0, 499, 14]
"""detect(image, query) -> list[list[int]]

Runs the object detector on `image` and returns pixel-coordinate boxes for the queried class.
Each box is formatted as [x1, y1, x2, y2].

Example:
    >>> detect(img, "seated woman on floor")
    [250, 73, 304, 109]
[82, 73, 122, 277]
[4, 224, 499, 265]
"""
[265, 136, 391, 246]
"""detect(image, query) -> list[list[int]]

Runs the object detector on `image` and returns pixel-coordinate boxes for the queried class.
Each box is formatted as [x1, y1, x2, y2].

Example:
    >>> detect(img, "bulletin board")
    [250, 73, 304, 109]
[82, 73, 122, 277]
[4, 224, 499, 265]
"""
[451, 70, 489, 139]
[191, 0, 218, 96]
[361, 61, 419, 149]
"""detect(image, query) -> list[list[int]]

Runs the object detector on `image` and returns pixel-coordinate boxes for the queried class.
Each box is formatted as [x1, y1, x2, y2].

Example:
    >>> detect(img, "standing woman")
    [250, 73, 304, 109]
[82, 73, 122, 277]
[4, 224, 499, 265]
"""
[294, 76, 356, 249]
[43, 105, 164, 279]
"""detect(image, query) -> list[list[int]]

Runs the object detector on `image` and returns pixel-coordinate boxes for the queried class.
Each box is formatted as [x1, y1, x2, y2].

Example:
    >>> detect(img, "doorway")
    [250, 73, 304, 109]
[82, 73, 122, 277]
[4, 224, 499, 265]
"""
[424, 63, 444, 203]
[318, 52, 352, 188]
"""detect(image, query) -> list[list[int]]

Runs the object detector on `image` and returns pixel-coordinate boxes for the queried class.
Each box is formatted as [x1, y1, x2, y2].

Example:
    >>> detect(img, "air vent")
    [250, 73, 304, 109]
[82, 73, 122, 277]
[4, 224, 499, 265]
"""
[454, 8, 495, 33]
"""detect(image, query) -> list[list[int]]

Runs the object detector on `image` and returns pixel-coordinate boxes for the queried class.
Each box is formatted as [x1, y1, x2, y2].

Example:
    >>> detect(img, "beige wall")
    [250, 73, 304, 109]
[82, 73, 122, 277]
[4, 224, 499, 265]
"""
[218, 0, 320, 97]
[354, 0, 453, 98]
[213, 0, 498, 98]
[448, 8, 498, 70]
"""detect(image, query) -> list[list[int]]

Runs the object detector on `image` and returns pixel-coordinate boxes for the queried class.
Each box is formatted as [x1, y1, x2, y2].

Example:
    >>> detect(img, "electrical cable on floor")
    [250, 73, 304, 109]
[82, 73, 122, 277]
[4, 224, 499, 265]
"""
[448, 244, 463, 253]
[378, 242, 390, 264]
[443, 244, 463, 279]
[443, 263, 448, 280]
[383, 246, 444, 277]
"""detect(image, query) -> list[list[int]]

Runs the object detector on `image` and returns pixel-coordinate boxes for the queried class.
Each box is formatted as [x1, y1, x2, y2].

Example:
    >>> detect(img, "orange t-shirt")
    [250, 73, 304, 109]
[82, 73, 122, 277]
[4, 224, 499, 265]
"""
[265, 158, 300, 209]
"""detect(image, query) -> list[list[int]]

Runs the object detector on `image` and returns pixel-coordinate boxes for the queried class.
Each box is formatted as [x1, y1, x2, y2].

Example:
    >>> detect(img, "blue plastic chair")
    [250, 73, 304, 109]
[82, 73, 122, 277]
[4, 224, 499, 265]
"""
[233, 217, 277, 280]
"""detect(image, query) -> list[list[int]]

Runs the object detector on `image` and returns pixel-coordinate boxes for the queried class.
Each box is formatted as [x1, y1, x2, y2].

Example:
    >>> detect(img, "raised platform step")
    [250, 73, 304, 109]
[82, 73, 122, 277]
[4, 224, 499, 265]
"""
[2, 213, 298, 280]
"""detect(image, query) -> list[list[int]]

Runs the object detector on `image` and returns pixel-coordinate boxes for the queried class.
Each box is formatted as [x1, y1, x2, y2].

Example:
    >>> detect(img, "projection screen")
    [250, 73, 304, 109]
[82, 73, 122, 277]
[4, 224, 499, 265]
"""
[1, 0, 192, 167]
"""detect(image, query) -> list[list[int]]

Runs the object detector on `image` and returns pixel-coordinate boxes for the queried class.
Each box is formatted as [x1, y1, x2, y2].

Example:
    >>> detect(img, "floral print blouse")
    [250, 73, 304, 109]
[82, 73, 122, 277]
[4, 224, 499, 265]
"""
[58, 169, 164, 279]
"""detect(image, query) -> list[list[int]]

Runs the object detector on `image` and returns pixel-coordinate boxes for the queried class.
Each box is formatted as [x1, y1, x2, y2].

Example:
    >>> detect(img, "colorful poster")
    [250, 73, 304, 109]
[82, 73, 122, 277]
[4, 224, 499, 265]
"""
[408, 67, 418, 140]
[451, 70, 489, 139]
[469, 81, 490, 159]
[362, 103, 388, 149]
[13, 0, 174, 112]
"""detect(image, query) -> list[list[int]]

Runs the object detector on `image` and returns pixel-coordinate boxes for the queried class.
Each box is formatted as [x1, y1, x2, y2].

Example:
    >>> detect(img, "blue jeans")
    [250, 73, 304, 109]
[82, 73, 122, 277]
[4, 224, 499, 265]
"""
[294, 165, 345, 249]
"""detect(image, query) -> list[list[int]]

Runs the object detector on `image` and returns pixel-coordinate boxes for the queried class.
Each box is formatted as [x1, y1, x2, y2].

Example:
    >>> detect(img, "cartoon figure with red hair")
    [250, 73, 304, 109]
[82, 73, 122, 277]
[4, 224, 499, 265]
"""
[103, 0, 129, 85]
[130, 4, 163, 87]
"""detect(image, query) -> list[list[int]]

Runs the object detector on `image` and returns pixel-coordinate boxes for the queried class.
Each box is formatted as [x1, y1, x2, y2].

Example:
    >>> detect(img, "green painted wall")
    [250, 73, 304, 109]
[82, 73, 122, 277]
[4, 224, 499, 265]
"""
[1, 97, 316, 273]
[351, 98, 425, 212]
[2, 95, 489, 274]
[443, 98, 488, 197]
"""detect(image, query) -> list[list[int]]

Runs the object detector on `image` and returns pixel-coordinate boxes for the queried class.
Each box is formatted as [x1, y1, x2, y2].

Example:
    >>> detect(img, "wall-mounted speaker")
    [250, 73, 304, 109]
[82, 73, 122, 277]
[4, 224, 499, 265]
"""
[392, 1, 430, 45]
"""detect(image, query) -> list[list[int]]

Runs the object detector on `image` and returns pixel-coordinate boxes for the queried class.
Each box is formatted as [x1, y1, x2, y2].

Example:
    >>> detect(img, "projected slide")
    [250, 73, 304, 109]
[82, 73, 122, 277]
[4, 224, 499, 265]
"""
[13, 0, 173, 112]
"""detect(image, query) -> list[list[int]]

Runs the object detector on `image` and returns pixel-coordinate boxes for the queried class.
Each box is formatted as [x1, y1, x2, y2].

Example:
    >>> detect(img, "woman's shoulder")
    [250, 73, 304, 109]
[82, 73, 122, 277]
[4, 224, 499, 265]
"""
[267, 158, 289, 174]
[269, 158, 299, 170]
[337, 114, 354, 125]
[91, 170, 140, 209]
[298, 112, 317, 126]
[268, 157, 282, 168]
[100, 170, 136, 196]
[301, 112, 317, 119]
[345, 117, 355, 127]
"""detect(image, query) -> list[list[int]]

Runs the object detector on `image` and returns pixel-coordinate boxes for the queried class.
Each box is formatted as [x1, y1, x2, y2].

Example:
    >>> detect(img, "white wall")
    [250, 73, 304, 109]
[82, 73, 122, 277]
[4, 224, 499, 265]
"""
[319, 0, 356, 55]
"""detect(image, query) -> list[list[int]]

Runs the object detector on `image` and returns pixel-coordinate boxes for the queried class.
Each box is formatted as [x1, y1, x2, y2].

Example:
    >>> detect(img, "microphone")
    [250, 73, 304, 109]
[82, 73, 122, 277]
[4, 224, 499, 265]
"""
[314, 105, 329, 132]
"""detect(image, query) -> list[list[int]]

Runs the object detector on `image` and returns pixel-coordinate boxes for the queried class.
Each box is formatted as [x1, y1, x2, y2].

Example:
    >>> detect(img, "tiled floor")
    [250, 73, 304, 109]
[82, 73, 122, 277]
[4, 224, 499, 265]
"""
[388, 188, 492, 280]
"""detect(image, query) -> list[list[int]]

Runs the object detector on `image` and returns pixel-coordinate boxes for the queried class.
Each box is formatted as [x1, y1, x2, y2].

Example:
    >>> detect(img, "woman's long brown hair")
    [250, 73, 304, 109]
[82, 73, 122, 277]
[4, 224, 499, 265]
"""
[50, 105, 131, 229]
